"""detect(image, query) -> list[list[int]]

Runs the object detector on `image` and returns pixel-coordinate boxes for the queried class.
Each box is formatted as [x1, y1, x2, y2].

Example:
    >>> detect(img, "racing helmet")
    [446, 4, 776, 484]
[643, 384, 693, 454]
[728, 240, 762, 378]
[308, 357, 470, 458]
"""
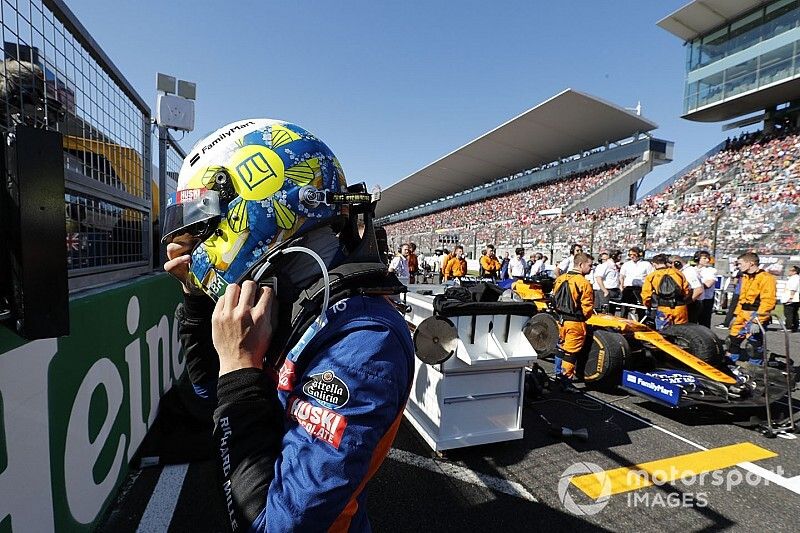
[161, 119, 348, 299]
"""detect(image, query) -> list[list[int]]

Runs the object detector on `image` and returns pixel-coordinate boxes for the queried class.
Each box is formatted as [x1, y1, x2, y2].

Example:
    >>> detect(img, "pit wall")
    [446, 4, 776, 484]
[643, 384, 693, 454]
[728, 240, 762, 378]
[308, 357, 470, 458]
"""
[0, 274, 184, 532]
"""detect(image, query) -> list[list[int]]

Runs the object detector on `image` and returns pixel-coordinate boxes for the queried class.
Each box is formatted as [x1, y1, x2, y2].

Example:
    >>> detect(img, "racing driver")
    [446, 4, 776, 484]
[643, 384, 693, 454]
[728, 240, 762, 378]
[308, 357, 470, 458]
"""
[163, 119, 414, 532]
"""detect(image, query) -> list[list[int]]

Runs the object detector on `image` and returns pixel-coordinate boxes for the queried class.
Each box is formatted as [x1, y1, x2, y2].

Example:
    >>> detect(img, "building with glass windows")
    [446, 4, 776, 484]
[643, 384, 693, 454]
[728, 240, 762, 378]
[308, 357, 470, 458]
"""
[659, 0, 800, 122]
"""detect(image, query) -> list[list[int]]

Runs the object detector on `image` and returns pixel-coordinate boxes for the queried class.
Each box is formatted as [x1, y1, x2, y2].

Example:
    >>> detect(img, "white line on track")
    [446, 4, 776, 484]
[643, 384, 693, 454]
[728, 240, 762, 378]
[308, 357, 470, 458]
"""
[387, 448, 537, 501]
[584, 392, 800, 497]
[136, 464, 189, 533]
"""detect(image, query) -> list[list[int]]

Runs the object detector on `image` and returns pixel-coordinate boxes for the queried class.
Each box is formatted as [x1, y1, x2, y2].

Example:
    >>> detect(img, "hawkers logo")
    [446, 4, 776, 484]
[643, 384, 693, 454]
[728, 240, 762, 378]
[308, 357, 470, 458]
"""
[302, 370, 350, 409]
[201, 121, 256, 154]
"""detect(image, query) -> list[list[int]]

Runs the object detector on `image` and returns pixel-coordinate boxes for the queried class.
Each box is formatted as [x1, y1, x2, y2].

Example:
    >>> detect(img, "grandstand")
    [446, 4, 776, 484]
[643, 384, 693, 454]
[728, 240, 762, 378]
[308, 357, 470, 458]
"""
[384, 119, 800, 263]
[378, 89, 673, 259]
[382, 3, 800, 270]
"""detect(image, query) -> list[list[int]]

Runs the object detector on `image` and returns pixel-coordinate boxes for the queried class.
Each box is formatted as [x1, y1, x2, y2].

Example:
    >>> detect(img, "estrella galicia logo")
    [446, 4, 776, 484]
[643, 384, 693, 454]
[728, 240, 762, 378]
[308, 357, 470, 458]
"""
[236, 151, 278, 191]
[302, 370, 350, 409]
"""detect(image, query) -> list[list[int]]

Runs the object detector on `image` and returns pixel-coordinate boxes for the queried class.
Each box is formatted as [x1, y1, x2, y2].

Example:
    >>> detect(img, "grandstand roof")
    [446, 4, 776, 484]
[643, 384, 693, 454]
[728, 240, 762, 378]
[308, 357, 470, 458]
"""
[657, 1, 768, 42]
[376, 89, 657, 218]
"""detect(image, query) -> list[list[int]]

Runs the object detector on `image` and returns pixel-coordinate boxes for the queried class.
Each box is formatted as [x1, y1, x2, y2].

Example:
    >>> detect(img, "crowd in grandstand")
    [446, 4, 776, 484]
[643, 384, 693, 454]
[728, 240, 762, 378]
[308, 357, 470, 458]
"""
[385, 124, 800, 259]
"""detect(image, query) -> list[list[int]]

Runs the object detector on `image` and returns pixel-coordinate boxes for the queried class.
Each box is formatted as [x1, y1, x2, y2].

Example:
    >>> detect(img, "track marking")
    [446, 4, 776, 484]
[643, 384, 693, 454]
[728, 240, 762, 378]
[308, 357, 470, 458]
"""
[387, 448, 537, 501]
[136, 464, 189, 533]
[571, 442, 777, 498]
[585, 392, 800, 497]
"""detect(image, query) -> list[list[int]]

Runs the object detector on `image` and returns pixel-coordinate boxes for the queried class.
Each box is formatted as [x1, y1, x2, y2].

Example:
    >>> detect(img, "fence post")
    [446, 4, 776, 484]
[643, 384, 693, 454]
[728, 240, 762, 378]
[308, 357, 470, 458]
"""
[712, 210, 724, 260]
[158, 125, 167, 267]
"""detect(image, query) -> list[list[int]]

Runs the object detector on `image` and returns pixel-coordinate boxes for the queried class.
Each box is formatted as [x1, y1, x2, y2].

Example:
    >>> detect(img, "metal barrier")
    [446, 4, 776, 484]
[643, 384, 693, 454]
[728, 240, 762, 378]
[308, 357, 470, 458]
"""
[0, 0, 188, 292]
[743, 314, 797, 437]
[155, 128, 187, 265]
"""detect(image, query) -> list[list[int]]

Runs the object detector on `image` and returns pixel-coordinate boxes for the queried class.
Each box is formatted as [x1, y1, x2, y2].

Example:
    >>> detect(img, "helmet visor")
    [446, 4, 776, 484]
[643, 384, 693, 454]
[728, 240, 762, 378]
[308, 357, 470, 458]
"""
[161, 188, 221, 244]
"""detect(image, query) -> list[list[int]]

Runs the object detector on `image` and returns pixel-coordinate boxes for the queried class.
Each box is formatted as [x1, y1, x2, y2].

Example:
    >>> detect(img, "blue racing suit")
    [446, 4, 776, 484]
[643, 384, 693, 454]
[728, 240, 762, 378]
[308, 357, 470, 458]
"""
[178, 293, 414, 532]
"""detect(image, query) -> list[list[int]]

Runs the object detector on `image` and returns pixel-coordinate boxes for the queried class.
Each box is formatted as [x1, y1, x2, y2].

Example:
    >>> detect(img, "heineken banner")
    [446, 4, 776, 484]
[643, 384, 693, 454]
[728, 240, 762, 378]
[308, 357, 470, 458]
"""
[0, 274, 185, 532]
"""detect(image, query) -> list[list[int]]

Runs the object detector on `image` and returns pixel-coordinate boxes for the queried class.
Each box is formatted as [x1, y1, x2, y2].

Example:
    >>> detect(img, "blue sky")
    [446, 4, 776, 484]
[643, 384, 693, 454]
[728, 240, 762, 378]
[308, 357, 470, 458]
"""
[70, 0, 741, 196]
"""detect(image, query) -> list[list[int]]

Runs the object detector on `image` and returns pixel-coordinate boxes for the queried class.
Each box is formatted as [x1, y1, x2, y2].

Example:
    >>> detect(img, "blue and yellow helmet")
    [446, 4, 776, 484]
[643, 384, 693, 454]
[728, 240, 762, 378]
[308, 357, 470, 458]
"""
[162, 119, 347, 299]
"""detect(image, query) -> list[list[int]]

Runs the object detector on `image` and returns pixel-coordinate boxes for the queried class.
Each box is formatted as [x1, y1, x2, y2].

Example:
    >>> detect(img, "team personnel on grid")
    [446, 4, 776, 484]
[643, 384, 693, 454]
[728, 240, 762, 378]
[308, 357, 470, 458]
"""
[480, 244, 502, 280]
[695, 251, 717, 327]
[438, 248, 452, 284]
[407, 242, 419, 284]
[619, 247, 653, 318]
[508, 247, 527, 280]
[676, 255, 704, 323]
[443, 245, 468, 281]
[726, 252, 777, 363]
[782, 265, 799, 333]
[555, 243, 583, 277]
[594, 250, 621, 310]
[640, 254, 691, 331]
[552, 253, 594, 383]
[389, 243, 410, 284]
[619, 247, 652, 303]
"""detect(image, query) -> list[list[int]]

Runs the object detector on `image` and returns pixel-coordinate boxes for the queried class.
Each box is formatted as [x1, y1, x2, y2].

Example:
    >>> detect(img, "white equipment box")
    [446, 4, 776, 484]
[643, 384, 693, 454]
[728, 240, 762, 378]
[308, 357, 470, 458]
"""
[402, 291, 537, 451]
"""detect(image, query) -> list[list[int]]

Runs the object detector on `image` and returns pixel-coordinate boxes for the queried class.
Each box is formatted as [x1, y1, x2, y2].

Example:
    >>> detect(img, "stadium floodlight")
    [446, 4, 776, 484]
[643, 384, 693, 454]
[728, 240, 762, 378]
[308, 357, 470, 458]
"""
[156, 73, 176, 94]
[156, 73, 196, 132]
[177, 80, 197, 100]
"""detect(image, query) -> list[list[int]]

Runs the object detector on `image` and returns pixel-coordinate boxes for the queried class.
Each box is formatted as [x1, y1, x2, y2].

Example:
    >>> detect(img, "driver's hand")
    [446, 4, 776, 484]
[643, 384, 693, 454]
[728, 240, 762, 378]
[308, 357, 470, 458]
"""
[164, 234, 203, 295]
[213, 281, 275, 375]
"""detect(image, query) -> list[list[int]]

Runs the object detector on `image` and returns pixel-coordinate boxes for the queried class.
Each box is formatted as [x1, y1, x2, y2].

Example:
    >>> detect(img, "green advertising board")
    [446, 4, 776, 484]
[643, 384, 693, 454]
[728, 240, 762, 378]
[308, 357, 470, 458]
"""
[0, 274, 185, 532]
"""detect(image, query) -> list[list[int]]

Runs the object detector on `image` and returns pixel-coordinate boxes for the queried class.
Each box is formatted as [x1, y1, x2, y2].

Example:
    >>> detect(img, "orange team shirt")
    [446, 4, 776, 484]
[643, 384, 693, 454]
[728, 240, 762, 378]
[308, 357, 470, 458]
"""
[444, 256, 467, 279]
[641, 267, 691, 308]
[480, 255, 501, 275]
[553, 272, 594, 319]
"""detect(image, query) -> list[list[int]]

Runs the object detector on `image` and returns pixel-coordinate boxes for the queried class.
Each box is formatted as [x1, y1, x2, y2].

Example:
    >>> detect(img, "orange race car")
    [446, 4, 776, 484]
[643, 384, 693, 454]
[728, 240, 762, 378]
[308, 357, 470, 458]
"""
[512, 275, 794, 412]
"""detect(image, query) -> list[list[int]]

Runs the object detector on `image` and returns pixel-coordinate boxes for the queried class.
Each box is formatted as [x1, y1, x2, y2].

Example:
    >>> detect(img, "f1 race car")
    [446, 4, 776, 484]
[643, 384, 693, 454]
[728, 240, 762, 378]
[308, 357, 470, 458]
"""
[512, 276, 795, 411]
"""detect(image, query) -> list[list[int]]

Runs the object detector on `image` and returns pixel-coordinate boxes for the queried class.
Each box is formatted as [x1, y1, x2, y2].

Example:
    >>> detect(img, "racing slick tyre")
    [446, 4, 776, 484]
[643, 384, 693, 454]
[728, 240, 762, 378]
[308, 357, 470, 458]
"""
[523, 313, 560, 358]
[581, 329, 629, 391]
[660, 323, 722, 364]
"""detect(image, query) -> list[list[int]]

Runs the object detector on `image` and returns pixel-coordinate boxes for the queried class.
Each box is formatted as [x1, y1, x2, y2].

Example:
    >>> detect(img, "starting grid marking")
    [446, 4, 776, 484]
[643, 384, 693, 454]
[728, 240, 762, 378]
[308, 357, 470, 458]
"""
[570, 442, 778, 498]
[584, 392, 800, 497]
[386, 448, 537, 501]
[136, 463, 189, 533]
